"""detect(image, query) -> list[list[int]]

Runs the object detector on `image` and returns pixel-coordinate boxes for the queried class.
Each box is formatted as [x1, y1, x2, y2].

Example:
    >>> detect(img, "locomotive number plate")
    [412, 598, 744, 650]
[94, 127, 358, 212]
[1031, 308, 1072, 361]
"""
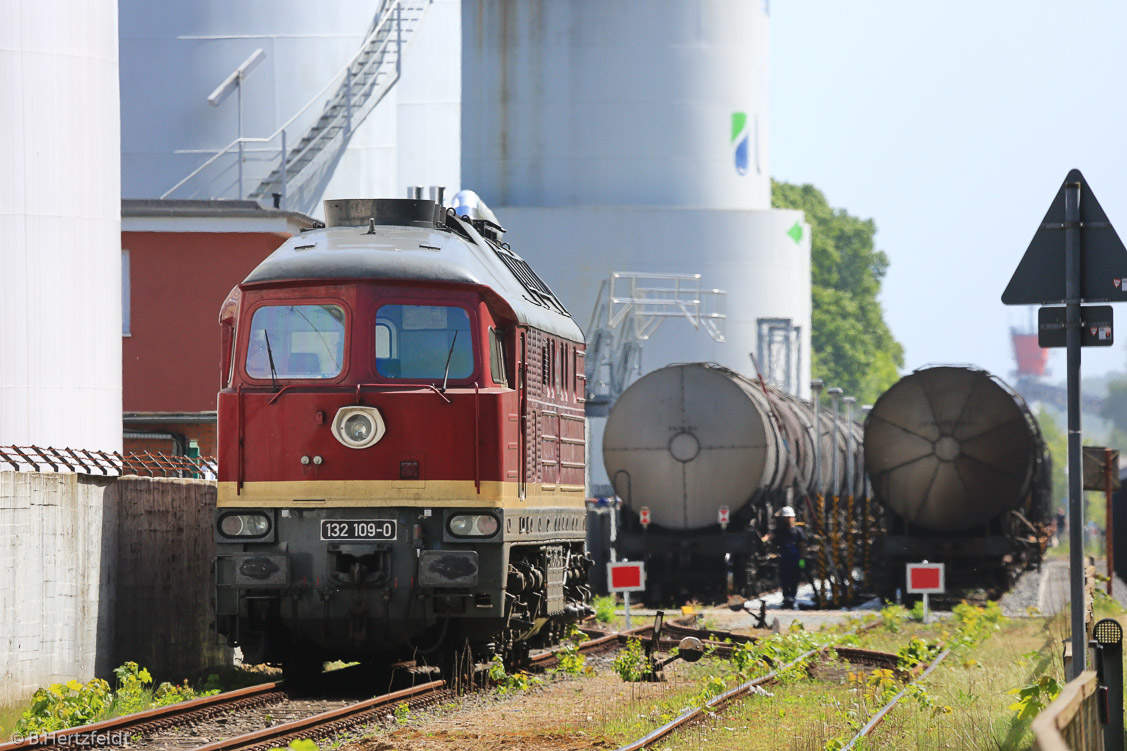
[320, 519, 397, 541]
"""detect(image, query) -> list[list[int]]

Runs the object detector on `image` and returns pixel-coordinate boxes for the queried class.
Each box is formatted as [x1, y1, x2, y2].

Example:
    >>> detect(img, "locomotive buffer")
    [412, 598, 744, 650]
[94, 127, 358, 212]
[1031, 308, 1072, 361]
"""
[1003, 168, 1127, 679]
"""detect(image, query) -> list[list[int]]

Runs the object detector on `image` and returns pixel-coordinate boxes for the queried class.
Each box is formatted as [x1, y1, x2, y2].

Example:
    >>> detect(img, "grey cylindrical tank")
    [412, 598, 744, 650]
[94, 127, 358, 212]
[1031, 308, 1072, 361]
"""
[603, 364, 785, 530]
[864, 366, 1038, 532]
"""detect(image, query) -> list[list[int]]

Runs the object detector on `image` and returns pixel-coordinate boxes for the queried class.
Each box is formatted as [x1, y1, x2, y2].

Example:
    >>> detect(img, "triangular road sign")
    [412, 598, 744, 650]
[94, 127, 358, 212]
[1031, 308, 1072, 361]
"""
[1002, 169, 1127, 305]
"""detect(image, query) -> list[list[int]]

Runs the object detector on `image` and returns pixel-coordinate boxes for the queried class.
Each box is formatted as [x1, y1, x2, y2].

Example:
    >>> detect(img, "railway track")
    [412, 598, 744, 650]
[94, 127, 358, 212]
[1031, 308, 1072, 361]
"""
[837, 647, 952, 750]
[610, 618, 897, 751]
[1, 619, 896, 751]
[0, 627, 639, 751]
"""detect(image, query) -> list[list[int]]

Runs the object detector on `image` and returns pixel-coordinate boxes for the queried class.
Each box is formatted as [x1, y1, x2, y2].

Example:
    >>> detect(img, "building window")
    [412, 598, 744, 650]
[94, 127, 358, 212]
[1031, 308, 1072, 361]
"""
[122, 250, 130, 336]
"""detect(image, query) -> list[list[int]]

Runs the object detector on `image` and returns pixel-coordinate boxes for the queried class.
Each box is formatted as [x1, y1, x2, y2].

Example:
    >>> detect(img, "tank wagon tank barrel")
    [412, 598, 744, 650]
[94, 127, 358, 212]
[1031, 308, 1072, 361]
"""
[599, 363, 868, 606]
[863, 365, 1051, 597]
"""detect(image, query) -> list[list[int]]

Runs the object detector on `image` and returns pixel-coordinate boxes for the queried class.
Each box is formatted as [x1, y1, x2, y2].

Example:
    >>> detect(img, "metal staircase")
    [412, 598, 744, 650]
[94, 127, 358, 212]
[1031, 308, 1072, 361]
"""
[584, 272, 727, 416]
[162, 0, 433, 213]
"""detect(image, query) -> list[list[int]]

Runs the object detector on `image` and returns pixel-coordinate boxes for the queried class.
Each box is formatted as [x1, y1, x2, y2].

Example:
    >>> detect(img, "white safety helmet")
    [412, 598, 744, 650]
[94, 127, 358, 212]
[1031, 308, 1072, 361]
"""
[779, 506, 796, 518]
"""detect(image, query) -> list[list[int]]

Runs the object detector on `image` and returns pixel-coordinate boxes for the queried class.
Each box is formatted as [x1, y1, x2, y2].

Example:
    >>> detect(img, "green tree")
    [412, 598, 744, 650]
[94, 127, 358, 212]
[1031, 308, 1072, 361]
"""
[772, 180, 903, 404]
[1036, 407, 1067, 505]
[1102, 376, 1127, 448]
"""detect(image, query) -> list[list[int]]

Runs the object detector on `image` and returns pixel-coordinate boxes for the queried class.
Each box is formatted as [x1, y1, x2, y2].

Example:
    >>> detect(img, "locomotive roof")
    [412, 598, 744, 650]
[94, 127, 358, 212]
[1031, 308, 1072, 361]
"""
[242, 203, 582, 341]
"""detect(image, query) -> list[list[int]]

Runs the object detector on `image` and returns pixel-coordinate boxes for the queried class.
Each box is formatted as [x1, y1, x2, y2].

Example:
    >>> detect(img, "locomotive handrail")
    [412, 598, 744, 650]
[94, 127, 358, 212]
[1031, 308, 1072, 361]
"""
[352, 382, 452, 404]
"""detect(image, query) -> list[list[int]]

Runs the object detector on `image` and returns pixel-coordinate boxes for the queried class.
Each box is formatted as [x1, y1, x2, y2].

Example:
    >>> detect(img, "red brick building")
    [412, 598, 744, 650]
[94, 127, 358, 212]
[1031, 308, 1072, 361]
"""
[122, 200, 316, 457]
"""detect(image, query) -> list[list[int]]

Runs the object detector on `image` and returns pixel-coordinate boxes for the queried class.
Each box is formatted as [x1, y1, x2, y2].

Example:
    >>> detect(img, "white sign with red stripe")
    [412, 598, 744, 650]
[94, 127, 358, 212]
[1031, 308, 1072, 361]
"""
[906, 562, 945, 594]
[717, 505, 730, 526]
[639, 506, 651, 526]
[607, 561, 646, 593]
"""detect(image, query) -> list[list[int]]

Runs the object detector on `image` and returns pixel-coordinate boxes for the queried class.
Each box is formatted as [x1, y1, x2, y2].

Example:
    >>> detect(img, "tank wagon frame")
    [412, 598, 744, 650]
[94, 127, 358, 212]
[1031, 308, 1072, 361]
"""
[213, 199, 592, 675]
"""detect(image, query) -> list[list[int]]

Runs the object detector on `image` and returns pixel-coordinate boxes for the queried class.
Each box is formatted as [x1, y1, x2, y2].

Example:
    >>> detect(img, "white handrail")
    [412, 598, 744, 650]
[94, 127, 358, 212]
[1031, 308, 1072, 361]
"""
[161, 1, 405, 200]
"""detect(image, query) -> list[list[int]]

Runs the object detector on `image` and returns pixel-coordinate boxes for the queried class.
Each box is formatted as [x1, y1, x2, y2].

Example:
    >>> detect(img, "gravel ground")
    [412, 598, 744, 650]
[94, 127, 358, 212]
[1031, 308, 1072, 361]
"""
[997, 564, 1048, 616]
[616, 583, 881, 635]
[997, 556, 1127, 617]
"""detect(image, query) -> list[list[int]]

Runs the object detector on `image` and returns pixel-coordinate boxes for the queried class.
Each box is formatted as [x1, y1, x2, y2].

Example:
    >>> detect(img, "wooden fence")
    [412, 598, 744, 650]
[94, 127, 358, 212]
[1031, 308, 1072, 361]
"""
[1032, 564, 1103, 751]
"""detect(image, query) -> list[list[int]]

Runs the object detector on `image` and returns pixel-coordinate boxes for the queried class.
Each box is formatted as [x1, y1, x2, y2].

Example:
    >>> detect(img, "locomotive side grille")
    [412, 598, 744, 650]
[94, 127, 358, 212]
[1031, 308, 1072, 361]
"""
[492, 246, 570, 316]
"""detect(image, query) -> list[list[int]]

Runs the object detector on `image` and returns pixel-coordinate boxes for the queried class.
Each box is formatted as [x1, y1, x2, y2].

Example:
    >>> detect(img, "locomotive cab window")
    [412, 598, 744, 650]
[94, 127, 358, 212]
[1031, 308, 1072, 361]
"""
[246, 304, 345, 380]
[489, 328, 508, 387]
[375, 304, 474, 380]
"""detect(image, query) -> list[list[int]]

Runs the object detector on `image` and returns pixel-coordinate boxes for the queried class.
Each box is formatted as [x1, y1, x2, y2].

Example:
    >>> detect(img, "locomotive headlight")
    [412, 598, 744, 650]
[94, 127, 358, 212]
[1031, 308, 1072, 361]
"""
[331, 406, 386, 449]
[448, 513, 500, 538]
[344, 414, 373, 441]
[218, 512, 271, 538]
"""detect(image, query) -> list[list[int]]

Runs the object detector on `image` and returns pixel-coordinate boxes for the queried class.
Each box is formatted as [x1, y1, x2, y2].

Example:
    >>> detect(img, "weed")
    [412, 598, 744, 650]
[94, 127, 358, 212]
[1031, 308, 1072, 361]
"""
[612, 638, 651, 682]
[896, 638, 941, 669]
[267, 741, 319, 751]
[880, 604, 910, 632]
[593, 595, 616, 624]
[393, 701, 411, 725]
[1007, 675, 1061, 721]
[488, 656, 542, 695]
[554, 644, 587, 676]
[15, 662, 219, 735]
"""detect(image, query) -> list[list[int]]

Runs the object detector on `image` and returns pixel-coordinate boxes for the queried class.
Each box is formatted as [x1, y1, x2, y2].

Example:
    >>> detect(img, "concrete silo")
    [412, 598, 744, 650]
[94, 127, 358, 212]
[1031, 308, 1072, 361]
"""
[0, 0, 122, 452]
[462, 0, 811, 493]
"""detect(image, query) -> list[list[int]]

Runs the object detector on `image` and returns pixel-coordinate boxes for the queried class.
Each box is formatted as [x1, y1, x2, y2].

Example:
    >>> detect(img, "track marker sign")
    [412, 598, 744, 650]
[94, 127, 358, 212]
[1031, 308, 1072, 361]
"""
[608, 561, 646, 629]
[906, 562, 945, 594]
[907, 561, 944, 624]
[608, 561, 646, 592]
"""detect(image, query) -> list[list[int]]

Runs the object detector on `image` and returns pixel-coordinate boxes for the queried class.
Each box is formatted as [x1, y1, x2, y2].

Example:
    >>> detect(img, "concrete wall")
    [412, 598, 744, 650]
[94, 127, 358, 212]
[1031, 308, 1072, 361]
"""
[0, 472, 227, 705]
[0, 472, 116, 703]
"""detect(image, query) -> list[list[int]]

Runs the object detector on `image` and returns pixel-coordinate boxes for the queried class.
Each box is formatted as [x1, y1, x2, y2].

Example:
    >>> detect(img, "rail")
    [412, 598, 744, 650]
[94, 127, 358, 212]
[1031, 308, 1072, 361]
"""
[1032, 670, 1103, 751]
[612, 616, 890, 751]
[0, 445, 218, 478]
[0, 681, 284, 751]
[839, 648, 952, 749]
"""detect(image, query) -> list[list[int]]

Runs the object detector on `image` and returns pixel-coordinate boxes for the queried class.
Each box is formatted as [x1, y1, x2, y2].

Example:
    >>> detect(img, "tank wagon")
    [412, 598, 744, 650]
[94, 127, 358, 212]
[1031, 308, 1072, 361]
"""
[601, 363, 866, 605]
[864, 365, 1051, 597]
[213, 198, 592, 677]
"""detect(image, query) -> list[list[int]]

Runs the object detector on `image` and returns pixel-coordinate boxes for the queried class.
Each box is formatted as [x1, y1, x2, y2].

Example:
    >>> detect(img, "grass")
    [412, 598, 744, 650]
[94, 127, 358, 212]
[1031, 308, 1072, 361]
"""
[864, 615, 1066, 750]
[338, 602, 1094, 751]
[0, 698, 31, 738]
[595, 603, 1068, 751]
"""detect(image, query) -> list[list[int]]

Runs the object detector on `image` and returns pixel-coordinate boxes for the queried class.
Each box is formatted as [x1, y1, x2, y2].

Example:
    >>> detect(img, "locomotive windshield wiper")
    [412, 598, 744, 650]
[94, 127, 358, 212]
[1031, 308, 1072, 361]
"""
[264, 330, 279, 392]
[440, 330, 459, 393]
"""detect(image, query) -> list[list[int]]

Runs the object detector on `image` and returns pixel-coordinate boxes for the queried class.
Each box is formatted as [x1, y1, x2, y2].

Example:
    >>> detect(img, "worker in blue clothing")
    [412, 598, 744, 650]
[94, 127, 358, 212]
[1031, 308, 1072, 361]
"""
[765, 505, 806, 609]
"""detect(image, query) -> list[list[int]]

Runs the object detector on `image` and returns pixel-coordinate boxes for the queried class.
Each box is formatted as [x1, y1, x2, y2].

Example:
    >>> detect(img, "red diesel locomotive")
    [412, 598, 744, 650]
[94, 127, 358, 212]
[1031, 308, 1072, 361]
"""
[213, 198, 591, 676]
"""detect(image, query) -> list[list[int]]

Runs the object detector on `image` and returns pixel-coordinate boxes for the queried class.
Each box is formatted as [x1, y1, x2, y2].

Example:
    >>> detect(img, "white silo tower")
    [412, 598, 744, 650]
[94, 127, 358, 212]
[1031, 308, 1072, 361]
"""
[119, 0, 462, 214]
[461, 0, 811, 494]
[0, 0, 122, 452]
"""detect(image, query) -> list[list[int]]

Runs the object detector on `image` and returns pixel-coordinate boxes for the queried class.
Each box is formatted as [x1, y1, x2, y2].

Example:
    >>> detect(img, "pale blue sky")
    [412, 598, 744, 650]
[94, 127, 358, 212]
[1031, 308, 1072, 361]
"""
[771, 1, 1127, 383]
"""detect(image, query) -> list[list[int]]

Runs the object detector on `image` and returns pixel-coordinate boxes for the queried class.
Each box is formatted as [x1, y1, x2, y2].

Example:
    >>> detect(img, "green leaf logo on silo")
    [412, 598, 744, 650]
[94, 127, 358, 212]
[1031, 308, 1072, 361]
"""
[731, 112, 749, 176]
